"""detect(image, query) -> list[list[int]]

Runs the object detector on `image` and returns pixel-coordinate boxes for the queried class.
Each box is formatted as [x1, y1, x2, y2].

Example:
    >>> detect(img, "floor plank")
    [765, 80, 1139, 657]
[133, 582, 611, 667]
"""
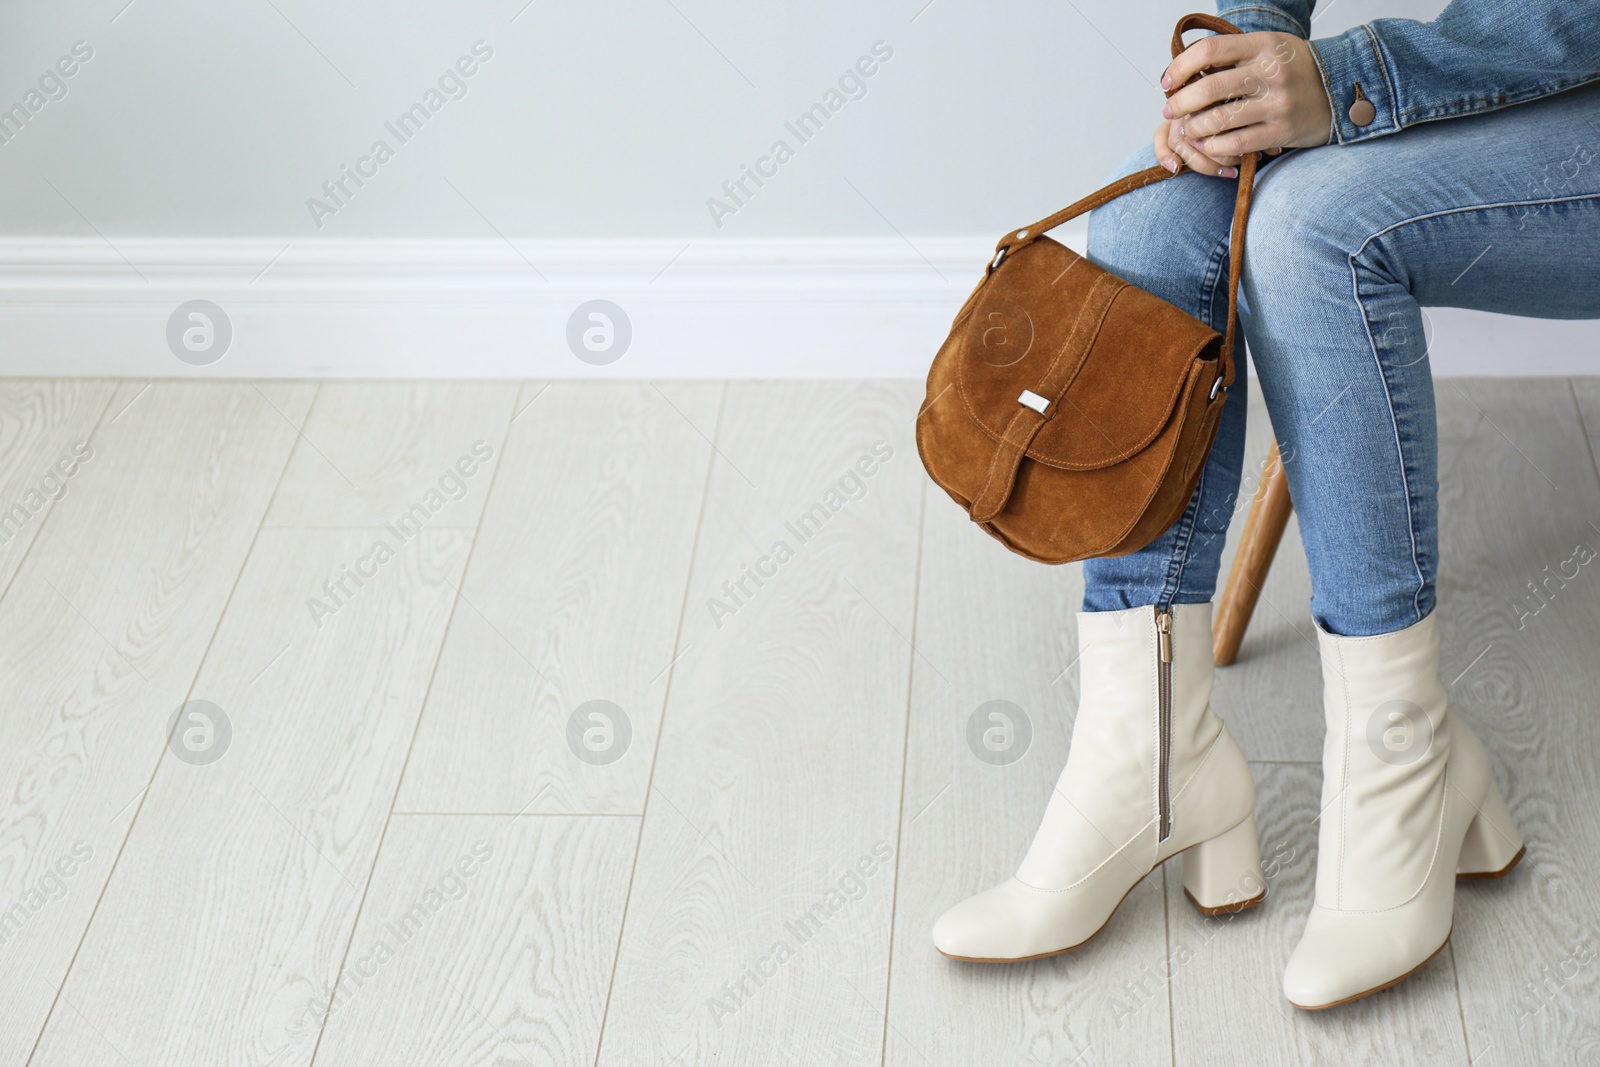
[0, 379, 117, 594]
[394, 381, 721, 816]
[885, 469, 1171, 1067]
[0, 381, 314, 1065]
[27, 526, 470, 1066]
[264, 382, 518, 529]
[596, 381, 922, 1066]
[310, 814, 635, 1067]
[1565, 377, 1600, 456]
[1435, 379, 1600, 1067]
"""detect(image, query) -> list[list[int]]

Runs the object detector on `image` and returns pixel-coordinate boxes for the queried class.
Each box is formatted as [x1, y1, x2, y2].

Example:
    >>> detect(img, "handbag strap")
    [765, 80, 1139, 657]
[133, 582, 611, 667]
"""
[985, 13, 1258, 386]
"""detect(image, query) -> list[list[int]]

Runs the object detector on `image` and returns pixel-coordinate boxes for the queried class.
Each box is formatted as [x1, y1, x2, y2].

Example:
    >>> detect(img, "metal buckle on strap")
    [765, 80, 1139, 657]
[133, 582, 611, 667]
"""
[1018, 389, 1050, 414]
[990, 247, 1007, 271]
[1209, 376, 1225, 401]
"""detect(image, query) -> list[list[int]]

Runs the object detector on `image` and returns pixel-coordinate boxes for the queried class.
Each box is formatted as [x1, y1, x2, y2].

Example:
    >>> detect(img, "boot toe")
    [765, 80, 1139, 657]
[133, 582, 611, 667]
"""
[1283, 940, 1366, 1009]
[932, 883, 1031, 960]
[1283, 907, 1448, 1009]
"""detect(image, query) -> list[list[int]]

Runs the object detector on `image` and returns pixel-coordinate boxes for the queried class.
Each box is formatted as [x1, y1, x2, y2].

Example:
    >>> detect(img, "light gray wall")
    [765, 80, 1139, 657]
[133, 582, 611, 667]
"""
[0, 0, 1432, 238]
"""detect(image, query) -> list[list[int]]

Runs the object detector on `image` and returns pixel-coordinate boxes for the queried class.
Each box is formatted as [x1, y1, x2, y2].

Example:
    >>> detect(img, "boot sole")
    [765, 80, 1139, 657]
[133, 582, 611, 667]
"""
[935, 843, 1266, 964]
[1184, 886, 1266, 917]
[1456, 843, 1525, 881]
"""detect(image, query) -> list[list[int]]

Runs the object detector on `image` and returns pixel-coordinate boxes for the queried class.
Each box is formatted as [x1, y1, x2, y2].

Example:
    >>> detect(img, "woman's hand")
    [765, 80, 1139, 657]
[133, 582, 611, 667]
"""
[1156, 31, 1333, 175]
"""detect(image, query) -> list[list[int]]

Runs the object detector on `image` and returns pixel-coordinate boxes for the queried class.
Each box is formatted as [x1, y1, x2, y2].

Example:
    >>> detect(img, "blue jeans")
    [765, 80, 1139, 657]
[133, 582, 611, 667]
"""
[1081, 81, 1600, 636]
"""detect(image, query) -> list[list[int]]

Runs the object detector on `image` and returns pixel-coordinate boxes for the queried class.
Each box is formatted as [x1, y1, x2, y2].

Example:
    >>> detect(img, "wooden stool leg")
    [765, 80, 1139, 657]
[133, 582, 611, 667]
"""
[1213, 441, 1293, 667]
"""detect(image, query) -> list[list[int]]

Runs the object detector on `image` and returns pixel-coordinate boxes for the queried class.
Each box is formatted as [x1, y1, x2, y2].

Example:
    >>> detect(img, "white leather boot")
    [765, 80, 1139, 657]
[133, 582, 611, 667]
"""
[1284, 613, 1525, 1009]
[933, 603, 1263, 962]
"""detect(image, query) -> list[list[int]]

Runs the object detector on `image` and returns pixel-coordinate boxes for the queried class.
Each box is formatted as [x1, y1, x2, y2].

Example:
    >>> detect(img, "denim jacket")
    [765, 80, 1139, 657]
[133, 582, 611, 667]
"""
[1216, 1, 1600, 145]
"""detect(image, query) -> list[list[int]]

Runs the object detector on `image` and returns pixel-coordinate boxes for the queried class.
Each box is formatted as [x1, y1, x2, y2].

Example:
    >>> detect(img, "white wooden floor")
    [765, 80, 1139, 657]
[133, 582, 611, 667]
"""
[1, 378, 1596, 1067]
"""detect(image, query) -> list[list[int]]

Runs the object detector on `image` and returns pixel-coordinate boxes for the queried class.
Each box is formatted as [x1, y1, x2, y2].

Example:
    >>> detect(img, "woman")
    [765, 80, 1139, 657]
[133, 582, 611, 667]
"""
[932, 0, 1600, 1009]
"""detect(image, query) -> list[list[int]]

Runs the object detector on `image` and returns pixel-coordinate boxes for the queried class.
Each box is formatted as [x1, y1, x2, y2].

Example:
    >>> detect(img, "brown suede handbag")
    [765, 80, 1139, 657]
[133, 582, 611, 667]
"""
[916, 13, 1258, 565]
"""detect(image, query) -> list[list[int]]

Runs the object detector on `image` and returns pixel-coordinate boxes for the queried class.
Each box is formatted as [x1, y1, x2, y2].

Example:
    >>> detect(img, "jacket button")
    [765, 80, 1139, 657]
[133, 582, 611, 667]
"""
[1349, 98, 1376, 126]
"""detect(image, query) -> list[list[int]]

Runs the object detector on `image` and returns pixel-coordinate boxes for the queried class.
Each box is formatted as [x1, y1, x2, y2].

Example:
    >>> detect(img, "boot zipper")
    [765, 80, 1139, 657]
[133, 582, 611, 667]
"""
[1156, 609, 1173, 843]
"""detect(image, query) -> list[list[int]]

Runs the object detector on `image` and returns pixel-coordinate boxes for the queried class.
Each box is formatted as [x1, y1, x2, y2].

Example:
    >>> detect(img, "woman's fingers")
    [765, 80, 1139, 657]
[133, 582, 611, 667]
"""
[1153, 121, 1183, 173]
[1180, 92, 1271, 139]
[1153, 118, 1243, 180]
[1201, 147, 1244, 167]
[1163, 67, 1257, 123]
[1166, 122, 1238, 177]
[1194, 122, 1282, 160]
[1161, 33, 1255, 94]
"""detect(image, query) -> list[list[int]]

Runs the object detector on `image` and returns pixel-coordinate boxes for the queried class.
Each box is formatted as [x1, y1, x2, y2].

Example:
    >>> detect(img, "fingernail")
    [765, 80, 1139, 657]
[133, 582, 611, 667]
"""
[1219, 166, 1239, 178]
[1162, 104, 1172, 119]
[1163, 158, 1179, 173]
[1161, 73, 1172, 90]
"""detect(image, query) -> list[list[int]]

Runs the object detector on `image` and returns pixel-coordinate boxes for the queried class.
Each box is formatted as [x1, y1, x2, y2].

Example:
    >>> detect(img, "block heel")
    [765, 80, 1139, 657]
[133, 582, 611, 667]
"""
[1182, 813, 1265, 916]
[1457, 775, 1525, 880]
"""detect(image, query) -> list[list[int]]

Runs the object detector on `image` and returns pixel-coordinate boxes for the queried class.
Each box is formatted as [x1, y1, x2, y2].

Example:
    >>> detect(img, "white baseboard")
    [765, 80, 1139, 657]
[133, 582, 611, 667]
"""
[0, 234, 1593, 378]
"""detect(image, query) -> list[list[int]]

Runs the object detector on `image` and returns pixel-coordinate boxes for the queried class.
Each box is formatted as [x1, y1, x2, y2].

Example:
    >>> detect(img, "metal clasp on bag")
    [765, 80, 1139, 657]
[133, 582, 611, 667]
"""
[1018, 389, 1050, 415]
[1209, 377, 1225, 401]
[989, 228, 1030, 274]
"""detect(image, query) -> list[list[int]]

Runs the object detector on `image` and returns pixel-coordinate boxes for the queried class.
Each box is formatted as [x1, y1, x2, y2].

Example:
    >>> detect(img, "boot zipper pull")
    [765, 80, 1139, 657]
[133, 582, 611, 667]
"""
[1157, 610, 1172, 663]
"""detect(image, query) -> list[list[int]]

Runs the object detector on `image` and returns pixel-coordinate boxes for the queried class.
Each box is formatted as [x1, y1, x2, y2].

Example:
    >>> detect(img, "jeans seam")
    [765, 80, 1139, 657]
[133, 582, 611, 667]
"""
[1219, 5, 1308, 36]
[1198, 229, 1233, 335]
[1348, 192, 1600, 261]
[1156, 450, 1211, 608]
[1347, 251, 1427, 627]
[1396, 75, 1600, 125]
[1361, 24, 1399, 130]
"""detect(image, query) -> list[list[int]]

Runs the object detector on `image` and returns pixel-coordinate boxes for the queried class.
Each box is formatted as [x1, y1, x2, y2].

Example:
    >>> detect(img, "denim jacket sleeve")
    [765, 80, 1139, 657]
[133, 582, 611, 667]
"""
[1214, 0, 1600, 145]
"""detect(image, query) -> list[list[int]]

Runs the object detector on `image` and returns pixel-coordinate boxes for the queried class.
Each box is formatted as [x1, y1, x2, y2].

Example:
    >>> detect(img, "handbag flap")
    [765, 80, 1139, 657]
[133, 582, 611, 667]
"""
[955, 235, 1221, 471]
